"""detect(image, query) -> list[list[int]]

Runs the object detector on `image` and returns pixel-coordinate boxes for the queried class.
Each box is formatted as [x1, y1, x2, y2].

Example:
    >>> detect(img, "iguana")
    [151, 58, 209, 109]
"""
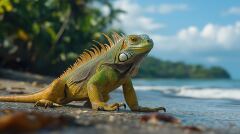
[0, 33, 166, 112]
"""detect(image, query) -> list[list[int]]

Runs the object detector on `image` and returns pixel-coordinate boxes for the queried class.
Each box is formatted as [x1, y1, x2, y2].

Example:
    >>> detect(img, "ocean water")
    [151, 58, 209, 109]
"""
[110, 79, 240, 131]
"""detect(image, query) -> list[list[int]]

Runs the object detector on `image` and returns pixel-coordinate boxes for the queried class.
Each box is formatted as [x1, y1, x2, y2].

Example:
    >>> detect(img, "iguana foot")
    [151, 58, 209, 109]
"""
[92, 102, 126, 111]
[132, 106, 166, 112]
[34, 99, 62, 108]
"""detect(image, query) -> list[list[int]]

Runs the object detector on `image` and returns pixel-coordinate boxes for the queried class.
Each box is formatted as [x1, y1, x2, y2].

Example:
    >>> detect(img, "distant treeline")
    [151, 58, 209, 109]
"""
[136, 56, 231, 79]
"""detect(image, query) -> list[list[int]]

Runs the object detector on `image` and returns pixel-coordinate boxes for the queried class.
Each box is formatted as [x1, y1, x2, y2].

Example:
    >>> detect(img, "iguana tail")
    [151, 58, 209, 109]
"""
[0, 88, 48, 103]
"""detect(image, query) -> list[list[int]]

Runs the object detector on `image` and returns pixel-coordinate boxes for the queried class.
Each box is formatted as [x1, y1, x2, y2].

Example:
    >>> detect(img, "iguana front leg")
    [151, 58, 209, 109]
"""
[87, 68, 125, 111]
[123, 78, 166, 112]
[88, 84, 125, 111]
[83, 94, 110, 108]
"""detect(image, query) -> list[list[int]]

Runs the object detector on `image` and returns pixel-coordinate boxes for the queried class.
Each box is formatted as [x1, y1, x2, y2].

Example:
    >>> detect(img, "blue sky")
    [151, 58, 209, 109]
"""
[110, 0, 240, 79]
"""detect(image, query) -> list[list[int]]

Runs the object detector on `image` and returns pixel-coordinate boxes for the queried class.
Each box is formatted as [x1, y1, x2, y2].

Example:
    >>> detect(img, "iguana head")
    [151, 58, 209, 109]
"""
[117, 34, 153, 64]
[59, 33, 153, 78]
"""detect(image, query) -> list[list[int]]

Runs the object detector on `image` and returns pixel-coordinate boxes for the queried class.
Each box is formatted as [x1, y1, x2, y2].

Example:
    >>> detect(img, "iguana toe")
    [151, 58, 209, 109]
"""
[110, 102, 126, 111]
[94, 102, 126, 111]
[156, 107, 166, 112]
[34, 99, 62, 108]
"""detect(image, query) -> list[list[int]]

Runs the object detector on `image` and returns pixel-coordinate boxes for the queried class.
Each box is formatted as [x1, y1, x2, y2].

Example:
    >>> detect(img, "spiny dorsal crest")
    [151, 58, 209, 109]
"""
[59, 32, 125, 78]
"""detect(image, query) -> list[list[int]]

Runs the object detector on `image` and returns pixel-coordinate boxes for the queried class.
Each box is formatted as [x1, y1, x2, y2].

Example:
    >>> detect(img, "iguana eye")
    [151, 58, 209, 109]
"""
[130, 37, 137, 42]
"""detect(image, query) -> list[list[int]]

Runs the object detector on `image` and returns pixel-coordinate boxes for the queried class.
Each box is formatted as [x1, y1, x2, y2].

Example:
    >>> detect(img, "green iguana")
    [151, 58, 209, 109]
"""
[0, 33, 166, 112]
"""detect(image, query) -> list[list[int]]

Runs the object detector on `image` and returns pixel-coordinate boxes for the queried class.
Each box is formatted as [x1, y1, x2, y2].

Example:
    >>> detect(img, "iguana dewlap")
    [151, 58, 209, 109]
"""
[0, 33, 165, 112]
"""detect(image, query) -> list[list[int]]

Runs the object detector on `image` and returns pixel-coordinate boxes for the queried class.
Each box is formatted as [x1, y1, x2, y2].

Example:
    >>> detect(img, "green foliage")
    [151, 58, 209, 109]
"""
[0, 0, 13, 14]
[0, 0, 123, 75]
[136, 56, 231, 79]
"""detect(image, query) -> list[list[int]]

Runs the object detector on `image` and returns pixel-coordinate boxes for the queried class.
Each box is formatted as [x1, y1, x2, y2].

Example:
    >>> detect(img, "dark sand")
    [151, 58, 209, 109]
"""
[0, 69, 232, 134]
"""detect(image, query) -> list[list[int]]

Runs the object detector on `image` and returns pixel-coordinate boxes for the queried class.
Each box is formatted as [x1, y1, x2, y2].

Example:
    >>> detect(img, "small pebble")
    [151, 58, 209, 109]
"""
[109, 115, 115, 122]
[0, 87, 6, 90]
[182, 126, 203, 132]
[8, 90, 26, 94]
[31, 81, 38, 86]
[140, 113, 181, 125]
[11, 87, 25, 90]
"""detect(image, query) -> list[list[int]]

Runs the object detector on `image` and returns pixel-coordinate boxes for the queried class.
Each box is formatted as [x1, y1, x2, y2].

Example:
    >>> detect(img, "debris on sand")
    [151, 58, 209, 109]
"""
[0, 109, 78, 133]
[182, 126, 203, 132]
[140, 113, 181, 125]
[8, 90, 26, 94]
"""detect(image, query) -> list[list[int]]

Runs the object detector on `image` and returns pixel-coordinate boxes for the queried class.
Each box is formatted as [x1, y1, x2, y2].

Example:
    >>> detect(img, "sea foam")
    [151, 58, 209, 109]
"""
[134, 86, 240, 100]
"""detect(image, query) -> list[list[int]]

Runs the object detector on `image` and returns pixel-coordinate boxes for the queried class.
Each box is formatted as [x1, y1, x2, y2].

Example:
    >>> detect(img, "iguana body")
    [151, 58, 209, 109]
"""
[0, 33, 165, 112]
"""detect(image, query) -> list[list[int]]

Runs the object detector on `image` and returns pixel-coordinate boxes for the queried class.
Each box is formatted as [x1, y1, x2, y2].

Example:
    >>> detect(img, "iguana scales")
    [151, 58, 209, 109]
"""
[0, 33, 166, 112]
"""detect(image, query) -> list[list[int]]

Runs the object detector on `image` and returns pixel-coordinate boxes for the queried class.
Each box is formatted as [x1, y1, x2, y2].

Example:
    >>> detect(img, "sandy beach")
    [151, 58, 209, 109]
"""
[0, 69, 235, 134]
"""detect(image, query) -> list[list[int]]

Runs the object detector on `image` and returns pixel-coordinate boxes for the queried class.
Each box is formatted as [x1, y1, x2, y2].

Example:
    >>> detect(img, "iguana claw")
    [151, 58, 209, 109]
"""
[160, 107, 166, 112]
[123, 103, 127, 109]
[96, 102, 126, 111]
[97, 106, 104, 111]
[34, 99, 62, 108]
[115, 102, 126, 110]
[119, 102, 126, 109]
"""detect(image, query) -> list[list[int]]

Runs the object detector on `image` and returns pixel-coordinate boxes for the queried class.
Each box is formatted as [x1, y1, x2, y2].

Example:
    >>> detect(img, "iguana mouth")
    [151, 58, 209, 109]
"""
[130, 46, 152, 52]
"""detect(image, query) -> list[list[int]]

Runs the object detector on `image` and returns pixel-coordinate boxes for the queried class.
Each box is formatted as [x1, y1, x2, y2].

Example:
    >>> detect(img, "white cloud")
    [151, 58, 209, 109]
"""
[113, 0, 165, 33]
[101, 5, 110, 16]
[90, 1, 110, 16]
[152, 21, 240, 53]
[224, 7, 240, 15]
[146, 4, 189, 14]
[113, 1, 189, 33]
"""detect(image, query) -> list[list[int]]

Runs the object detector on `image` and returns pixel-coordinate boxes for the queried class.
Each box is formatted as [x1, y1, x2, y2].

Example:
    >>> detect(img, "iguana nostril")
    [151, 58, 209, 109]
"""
[146, 39, 152, 43]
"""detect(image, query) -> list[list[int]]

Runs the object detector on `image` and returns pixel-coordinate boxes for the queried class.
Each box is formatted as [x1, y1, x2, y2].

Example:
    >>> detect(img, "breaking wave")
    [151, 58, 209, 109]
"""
[134, 86, 240, 100]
